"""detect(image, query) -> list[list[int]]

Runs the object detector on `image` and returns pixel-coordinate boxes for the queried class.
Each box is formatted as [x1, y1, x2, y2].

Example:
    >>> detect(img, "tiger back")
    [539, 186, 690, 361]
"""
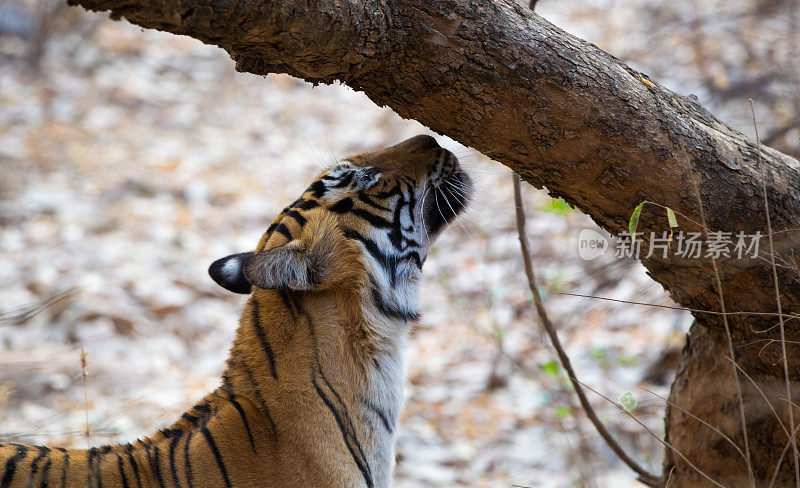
[0, 134, 472, 488]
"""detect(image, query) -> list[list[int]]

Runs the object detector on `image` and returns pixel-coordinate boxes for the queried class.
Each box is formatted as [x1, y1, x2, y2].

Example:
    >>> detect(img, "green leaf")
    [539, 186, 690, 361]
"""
[619, 392, 637, 412]
[666, 207, 678, 228]
[555, 405, 571, 419]
[589, 347, 606, 362]
[544, 197, 571, 216]
[629, 202, 645, 243]
[541, 360, 561, 378]
[615, 355, 638, 366]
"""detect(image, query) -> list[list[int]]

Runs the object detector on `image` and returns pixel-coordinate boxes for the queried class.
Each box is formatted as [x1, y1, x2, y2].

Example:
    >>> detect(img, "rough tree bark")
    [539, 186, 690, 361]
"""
[64, 0, 800, 485]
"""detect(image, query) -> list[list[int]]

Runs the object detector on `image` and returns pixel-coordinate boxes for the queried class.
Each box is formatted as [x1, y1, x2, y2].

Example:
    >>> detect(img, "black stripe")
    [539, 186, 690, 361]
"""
[264, 207, 289, 235]
[167, 431, 182, 488]
[241, 365, 278, 437]
[342, 228, 423, 287]
[278, 290, 298, 322]
[294, 198, 319, 210]
[273, 223, 292, 241]
[116, 455, 130, 488]
[331, 172, 354, 188]
[154, 445, 168, 488]
[1, 445, 27, 488]
[145, 443, 166, 488]
[92, 450, 106, 488]
[342, 228, 396, 277]
[371, 285, 420, 322]
[351, 208, 393, 228]
[87, 447, 99, 488]
[311, 376, 373, 488]
[406, 183, 417, 222]
[124, 446, 141, 488]
[284, 209, 307, 226]
[387, 192, 407, 250]
[227, 395, 257, 454]
[364, 400, 394, 434]
[318, 374, 373, 483]
[374, 184, 402, 199]
[193, 403, 212, 414]
[357, 192, 390, 211]
[181, 413, 199, 425]
[29, 446, 50, 484]
[86, 448, 93, 487]
[199, 428, 232, 488]
[251, 304, 278, 380]
[401, 235, 421, 248]
[183, 432, 194, 488]
[38, 459, 51, 488]
[221, 372, 234, 391]
[308, 180, 327, 198]
[330, 198, 354, 214]
[59, 451, 68, 488]
[300, 305, 373, 488]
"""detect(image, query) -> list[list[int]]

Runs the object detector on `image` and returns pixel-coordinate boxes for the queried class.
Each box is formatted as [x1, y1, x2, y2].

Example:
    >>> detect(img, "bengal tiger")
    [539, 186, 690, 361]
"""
[0, 134, 472, 488]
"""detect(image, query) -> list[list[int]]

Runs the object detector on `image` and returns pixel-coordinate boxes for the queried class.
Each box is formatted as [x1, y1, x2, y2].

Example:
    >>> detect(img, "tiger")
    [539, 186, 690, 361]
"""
[0, 134, 472, 488]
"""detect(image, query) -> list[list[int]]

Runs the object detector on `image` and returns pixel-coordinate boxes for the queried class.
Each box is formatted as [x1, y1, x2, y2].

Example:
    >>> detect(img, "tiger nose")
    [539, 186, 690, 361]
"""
[401, 134, 440, 152]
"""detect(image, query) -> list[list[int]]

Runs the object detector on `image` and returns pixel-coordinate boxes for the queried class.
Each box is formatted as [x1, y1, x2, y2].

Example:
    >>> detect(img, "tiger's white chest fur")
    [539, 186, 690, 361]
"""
[355, 254, 420, 488]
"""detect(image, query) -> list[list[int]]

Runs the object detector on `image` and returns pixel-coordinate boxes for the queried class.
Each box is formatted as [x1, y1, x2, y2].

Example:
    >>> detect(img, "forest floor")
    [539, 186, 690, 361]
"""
[0, 2, 721, 486]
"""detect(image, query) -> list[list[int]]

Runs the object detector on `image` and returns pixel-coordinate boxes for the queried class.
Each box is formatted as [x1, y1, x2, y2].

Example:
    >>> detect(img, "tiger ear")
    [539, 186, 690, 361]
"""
[242, 243, 319, 291]
[244, 212, 341, 291]
[208, 252, 254, 294]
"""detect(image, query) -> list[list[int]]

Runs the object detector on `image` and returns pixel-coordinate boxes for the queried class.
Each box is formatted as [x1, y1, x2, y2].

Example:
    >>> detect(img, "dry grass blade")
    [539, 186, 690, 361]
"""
[512, 174, 661, 487]
[80, 346, 91, 449]
[557, 292, 800, 321]
[693, 181, 756, 488]
[750, 98, 799, 486]
[0, 287, 80, 326]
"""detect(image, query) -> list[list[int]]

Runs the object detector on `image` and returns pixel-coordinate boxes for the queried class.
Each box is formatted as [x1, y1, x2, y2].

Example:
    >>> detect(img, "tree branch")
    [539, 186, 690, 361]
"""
[66, 0, 800, 327]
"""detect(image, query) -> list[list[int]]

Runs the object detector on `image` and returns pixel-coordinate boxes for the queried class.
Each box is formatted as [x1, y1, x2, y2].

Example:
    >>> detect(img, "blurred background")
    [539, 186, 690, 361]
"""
[0, 0, 797, 486]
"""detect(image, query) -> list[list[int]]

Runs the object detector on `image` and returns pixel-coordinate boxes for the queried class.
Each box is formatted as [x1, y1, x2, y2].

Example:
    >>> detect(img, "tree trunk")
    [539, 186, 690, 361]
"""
[63, 0, 800, 485]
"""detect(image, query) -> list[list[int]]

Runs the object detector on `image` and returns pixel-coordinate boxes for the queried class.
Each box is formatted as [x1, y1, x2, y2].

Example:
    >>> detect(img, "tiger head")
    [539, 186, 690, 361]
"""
[208, 135, 471, 320]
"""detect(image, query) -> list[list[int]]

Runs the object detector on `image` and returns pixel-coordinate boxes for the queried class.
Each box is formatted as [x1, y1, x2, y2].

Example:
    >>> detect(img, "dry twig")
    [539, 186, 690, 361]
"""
[512, 174, 661, 487]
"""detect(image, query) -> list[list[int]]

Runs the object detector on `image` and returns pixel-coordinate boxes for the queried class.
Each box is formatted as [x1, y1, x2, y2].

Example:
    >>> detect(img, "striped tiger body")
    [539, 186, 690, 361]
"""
[0, 135, 472, 488]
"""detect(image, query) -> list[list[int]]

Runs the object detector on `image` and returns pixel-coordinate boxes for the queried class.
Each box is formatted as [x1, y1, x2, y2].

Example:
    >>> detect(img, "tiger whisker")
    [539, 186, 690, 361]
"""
[443, 180, 478, 229]
[433, 190, 451, 238]
[418, 184, 432, 247]
[446, 194, 472, 240]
